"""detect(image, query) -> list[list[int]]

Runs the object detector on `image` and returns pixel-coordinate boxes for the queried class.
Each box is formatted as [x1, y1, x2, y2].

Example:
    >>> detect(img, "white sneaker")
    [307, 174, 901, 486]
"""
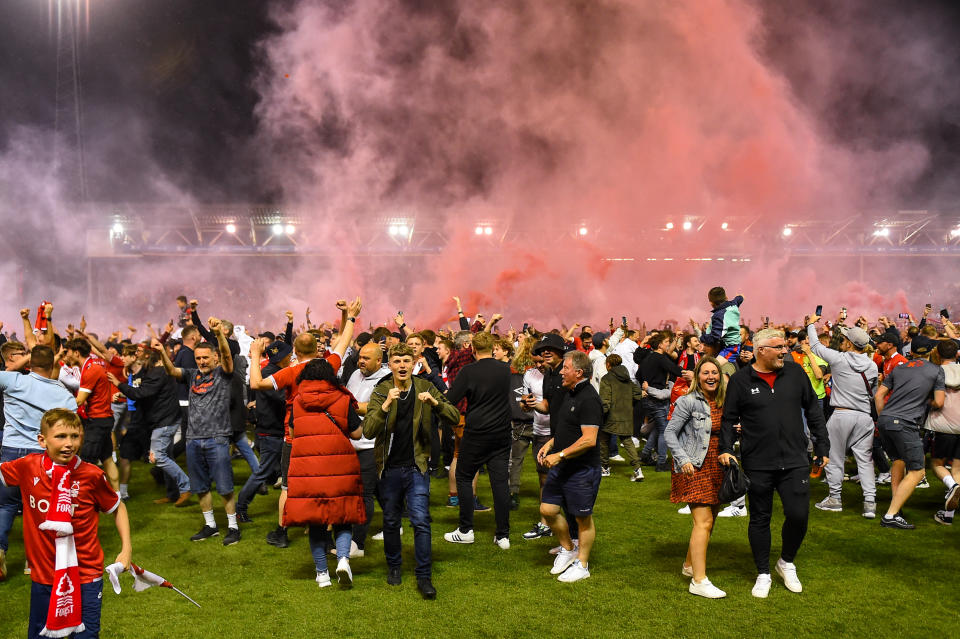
[718, 505, 747, 518]
[443, 528, 475, 544]
[610, 454, 625, 462]
[815, 496, 842, 512]
[677, 505, 691, 515]
[752, 573, 772, 598]
[681, 563, 693, 578]
[776, 558, 802, 593]
[349, 539, 364, 558]
[316, 570, 332, 588]
[631, 468, 644, 482]
[600, 467, 611, 477]
[372, 526, 403, 541]
[689, 577, 726, 599]
[550, 547, 578, 575]
[862, 501, 876, 519]
[336, 557, 352, 588]
[877, 472, 892, 485]
[494, 536, 510, 550]
[548, 540, 578, 555]
[917, 476, 930, 488]
[557, 559, 590, 582]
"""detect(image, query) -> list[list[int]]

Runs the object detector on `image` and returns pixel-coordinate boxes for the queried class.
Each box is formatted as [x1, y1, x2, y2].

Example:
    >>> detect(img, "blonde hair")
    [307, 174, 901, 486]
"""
[752, 328, 784, 346]
[41, 408, 82, 434]
[688, 356, 727, 408]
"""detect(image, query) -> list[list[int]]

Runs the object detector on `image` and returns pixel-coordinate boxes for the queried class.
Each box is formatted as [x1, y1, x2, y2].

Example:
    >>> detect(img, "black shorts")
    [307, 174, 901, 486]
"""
[876, 416, 925, 472]
[280, 441, 293, 490]
[931, 432, 960, 460]
[80, 417, 115, 463]
[541, 464, 602, 517]
[118, 425, 150, 461]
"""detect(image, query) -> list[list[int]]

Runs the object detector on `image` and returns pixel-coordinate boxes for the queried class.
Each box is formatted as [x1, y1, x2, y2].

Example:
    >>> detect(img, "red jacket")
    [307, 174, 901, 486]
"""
[283, 380, 365, 527]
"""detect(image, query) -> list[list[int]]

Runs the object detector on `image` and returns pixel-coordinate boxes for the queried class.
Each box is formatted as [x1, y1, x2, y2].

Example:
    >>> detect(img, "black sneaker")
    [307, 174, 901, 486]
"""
[266, 526, 290, 548]
[431, 467, 448, 479]
[236, 511, 253, 524]
[417, 577, 437, 600]
[190, 525, 219, 542]
[474, 498, 491, 512]
[509, 494, 520, 511]
[522, 522, 552, 540]
[387, 567, 402, 586]
[257, 483, 270, 496]
[880, 513, 915, 530]
[223, 527, 241, 546]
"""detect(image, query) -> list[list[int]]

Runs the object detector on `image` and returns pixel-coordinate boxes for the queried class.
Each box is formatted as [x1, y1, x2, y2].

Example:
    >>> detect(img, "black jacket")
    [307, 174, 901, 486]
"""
[252, 362, 286, 437]
[117, 366, 181, 429]
[719, 361, 828, 471]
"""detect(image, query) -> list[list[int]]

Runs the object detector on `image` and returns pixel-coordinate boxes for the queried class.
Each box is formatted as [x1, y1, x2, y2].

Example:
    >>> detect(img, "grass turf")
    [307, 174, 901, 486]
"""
[1, 451, 957, 638]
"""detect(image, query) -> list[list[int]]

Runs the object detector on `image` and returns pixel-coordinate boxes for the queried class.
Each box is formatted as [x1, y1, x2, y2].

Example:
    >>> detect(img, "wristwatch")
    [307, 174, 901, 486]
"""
[558, 450, 565, 461]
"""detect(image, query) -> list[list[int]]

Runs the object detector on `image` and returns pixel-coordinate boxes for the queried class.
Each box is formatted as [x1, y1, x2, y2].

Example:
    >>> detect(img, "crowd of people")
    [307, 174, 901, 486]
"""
[1, 286, 958, 634]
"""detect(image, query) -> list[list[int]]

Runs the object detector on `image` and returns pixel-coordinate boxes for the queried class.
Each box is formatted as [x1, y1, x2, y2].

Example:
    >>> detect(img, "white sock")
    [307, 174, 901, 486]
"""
[946, 509, 956, 517]
[203, 510, 216, 528]
[944, 475, 957, 490]
[227, 513, 238, 530]
[119, 483, 128, 497]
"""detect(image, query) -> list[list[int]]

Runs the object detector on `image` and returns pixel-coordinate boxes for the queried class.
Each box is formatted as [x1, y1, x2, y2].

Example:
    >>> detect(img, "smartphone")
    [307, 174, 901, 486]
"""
[765, 316, 770, 325]
[621, 316, 627, 326]
[941, 308, 950, 319]
[522, 322, 529, 332]
[815, 305, 822, 316]
[840, 307, 847, 320]
[742, 344, 754, 352]
[898, 313, 910, 319]
[397, 310, 402, 316]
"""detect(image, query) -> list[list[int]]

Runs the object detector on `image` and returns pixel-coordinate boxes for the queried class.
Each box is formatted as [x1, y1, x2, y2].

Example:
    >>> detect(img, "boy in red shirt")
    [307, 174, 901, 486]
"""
[0, 408, 131, 638]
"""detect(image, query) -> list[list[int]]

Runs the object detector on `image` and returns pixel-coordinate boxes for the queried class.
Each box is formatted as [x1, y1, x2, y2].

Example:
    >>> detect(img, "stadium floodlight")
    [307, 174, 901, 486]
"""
[285, 224, 296, 235]
[720, 222, 728, 230]
[475, 226, 484, 235]
[665, 222, 674, 230]
[111, 222, 124, 235]
[873, 227, 890, 237]
[682, 221, 693, 231]
[782, 226, 793, 237]
[579, 226, 588, 236]
[398, 224, 409, 236]
[225, 223, 236, 234]
[484, 226, 493, 236]
[271, 224, 283, 235]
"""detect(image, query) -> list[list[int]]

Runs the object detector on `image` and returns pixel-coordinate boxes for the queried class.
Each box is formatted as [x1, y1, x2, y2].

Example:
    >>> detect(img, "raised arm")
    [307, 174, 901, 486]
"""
[153, 337, 183, 380]
[331, 297, 362, 358]
[209, 319, 233, 374]
[247, 338, 274, 391]
[19, 308, 37, 350]
[453, 296, 469, 330]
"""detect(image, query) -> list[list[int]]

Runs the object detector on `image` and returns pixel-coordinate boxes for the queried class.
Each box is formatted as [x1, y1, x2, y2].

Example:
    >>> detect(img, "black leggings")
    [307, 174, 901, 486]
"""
[456, 438, 511, 538]
[745, 466, 810, 574]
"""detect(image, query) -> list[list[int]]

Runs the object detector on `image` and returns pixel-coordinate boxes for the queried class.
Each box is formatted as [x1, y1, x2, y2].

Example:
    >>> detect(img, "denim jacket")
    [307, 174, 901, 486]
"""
[663, 391, 713, 471]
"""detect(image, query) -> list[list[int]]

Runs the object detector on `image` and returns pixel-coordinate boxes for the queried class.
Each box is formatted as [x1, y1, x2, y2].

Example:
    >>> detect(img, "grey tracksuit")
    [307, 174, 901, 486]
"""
[807, 325, 879, 501]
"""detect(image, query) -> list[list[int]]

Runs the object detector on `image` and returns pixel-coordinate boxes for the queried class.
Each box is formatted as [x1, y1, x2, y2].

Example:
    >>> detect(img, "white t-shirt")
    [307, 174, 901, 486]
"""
[346, 365, 391, 451]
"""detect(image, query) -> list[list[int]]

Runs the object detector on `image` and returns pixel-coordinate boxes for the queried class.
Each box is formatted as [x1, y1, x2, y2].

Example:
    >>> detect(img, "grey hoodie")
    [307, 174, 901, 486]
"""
[807, 324, 878, 413]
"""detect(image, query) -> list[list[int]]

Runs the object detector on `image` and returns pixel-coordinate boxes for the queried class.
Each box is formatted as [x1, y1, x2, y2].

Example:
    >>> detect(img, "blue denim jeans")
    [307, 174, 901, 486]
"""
[309, 524, 352, 573]
[186, 437, 234, 495]
[642, 398, 669, 464]
[232, 431, 260, 476]
[379, 465, 432, 578]
[0, 446, 42, 552]
[237, 435, 283, 510]
[29, 579, 103, 638]
[151, 424, 190, 494]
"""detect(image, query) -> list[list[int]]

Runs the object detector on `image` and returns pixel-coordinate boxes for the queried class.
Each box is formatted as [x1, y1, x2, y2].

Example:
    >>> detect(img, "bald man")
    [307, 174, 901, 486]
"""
[345, 342, 393, 554]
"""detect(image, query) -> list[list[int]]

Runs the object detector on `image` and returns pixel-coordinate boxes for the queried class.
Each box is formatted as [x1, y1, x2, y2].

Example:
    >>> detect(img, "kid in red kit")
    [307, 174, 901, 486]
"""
[0, 408, 132, 638]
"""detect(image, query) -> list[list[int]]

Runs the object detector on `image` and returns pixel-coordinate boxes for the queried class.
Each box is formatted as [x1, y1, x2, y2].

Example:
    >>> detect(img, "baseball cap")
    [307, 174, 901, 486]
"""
[532, 333, 566, 356]
[910, 335, 937, 356]
[265, 340, 292, 364]
[591, 332, 609, 349]
[839, 326, 871, 349]
[875, 330, 901, 348]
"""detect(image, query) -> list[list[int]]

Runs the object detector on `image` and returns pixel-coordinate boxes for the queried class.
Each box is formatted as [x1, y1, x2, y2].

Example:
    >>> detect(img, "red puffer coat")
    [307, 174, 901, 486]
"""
[283, 379, 365, 527]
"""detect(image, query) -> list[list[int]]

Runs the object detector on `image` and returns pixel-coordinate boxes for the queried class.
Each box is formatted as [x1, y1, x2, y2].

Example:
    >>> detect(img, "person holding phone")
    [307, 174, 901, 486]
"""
[718, 328, 829, 598]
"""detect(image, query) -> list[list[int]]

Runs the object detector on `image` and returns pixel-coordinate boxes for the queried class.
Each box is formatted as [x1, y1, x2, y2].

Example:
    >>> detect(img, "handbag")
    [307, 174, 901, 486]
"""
[718, 458, 751, 503]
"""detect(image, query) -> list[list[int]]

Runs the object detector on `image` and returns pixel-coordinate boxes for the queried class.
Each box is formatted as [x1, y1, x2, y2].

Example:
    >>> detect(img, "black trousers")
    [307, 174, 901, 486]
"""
[745, 466, 810, 574]
[352, 448, 379, 549]
[456, 437, 511, 538]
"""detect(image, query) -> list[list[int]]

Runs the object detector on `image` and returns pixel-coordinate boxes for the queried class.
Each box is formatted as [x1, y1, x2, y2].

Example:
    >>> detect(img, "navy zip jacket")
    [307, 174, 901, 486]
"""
[719, 360, 828, 471]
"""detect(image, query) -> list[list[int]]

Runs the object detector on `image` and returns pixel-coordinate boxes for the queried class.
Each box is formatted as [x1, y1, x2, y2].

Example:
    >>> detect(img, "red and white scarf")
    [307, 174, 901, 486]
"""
[39, 454, 84, 638]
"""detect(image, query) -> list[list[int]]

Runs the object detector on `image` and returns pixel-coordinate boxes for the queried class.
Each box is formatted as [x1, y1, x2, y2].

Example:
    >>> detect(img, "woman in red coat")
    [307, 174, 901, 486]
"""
[287, 358, 365, 589]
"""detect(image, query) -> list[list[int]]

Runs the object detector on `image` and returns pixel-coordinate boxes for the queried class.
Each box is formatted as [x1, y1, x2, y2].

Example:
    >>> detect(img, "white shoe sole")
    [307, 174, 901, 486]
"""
[689, 580, 726, 598]
[814, 503, 842, 512]
[776, 563, 802, 593]
[550, 553, 578, 575]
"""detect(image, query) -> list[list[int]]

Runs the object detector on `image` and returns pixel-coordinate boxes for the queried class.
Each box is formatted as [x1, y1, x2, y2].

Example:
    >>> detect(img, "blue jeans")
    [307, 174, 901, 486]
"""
[237, 435, 282, 510]
[308, 524, 352, 573]
[379, 465, 432, 578]
[0, 446, 42, 552]
[29, 579, 103, 638]
[642, 398, 669, 464]
[233, 431, 259, 476]
[151, 424, 190, 494]
[186, 437, 234, 495]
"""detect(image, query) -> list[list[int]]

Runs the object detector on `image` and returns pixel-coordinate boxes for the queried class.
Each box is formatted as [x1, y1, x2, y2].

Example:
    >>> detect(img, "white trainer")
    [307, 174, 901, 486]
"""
[609, 454, 625, 462]
[494, 536, 510, 550]
[548, 541, 578, 555]
[689, 577, 726, 599]
[815, 496, 842, 512]
[776, 558, 802, 593]
[336, 557, 353, 588]
[550, 547, 578, 575]
[718, 505, 747, 518]
[877, 472, 892, 485]
[349, 539, 364, 558]
[681, 563, 693, 578]
[316, 570, 332, 589]
[677, 505, 691, 515]
[557, 559, 590, 582]
[372, 526, 402, 541]
[443, 528, 475, 544]
[752, 573, 772, 598]
[631, 468, 644, 482]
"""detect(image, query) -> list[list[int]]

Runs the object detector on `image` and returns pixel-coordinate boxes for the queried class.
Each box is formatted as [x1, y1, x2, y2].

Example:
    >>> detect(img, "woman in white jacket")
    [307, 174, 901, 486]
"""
[926, 339, 960, 525]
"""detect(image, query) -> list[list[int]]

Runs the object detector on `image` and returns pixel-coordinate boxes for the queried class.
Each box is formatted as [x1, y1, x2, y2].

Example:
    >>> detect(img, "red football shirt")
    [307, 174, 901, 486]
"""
[0, 453, 120, 585]
[105, 355, 125, 396]
[78, 356, 113, 419]
[270, 353, 342, 443]
[883, 353, 908, 378]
